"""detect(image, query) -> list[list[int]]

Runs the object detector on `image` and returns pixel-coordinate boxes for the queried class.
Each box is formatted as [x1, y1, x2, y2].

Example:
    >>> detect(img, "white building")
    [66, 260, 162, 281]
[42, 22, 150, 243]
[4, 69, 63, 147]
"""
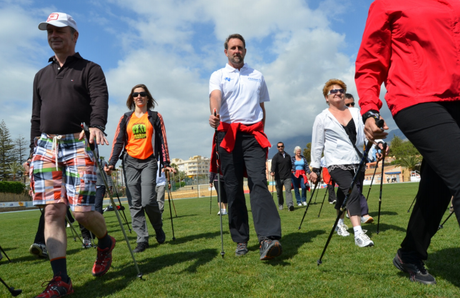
[171, 155, 210, 177]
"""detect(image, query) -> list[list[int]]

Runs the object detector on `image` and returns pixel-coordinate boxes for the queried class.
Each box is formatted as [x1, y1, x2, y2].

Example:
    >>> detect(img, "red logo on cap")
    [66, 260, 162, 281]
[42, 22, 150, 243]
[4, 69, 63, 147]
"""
[47, 13, 59, 22]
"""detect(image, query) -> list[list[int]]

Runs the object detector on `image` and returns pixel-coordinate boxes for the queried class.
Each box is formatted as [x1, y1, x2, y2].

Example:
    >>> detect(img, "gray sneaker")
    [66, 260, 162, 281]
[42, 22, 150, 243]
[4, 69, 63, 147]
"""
[393, 250, 436, 285]
[235, 242, 248, 256]
[354, 232, 374, 247]
[29, 243, 48, 258]
[259, 239, 282, 260]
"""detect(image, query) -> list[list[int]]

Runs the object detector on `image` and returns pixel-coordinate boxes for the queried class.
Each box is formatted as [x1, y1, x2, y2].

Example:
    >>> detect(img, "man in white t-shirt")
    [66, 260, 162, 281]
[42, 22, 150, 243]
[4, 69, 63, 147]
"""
[208, 33, 282, 260]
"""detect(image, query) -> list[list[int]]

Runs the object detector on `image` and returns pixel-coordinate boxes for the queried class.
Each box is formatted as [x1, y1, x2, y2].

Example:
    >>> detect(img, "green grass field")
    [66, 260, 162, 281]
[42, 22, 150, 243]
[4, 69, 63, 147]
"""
[1, 182, 459, 297]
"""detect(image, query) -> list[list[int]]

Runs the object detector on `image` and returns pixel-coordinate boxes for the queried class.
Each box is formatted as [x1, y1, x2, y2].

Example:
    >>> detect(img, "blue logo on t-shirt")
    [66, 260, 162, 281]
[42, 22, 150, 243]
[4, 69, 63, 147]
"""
[225, 77, 231, 82]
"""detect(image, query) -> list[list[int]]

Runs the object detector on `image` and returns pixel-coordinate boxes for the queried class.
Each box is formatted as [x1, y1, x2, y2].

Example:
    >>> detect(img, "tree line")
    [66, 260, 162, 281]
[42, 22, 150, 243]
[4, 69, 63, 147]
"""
[0, 120, 28, 181]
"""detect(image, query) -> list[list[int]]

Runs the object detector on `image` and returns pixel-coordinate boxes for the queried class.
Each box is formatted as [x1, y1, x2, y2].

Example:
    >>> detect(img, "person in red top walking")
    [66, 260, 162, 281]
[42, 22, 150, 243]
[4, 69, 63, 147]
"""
[107, 84, 174, 253]
[355, 0, 460, 285]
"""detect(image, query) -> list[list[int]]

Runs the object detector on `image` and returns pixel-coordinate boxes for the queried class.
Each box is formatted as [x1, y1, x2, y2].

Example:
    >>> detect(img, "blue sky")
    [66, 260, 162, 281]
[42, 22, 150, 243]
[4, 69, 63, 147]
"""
[0, 0, 391, 161]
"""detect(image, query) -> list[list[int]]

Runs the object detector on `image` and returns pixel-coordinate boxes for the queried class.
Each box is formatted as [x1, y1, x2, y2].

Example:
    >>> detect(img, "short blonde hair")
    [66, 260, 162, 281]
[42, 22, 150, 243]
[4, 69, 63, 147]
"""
[322, 79, 347, 98]
[294, 146, 302, 154]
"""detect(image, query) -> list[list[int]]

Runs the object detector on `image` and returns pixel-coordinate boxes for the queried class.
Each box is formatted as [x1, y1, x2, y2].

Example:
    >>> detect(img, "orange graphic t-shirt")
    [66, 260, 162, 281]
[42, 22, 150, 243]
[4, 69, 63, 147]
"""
[125, 113, 154, 160]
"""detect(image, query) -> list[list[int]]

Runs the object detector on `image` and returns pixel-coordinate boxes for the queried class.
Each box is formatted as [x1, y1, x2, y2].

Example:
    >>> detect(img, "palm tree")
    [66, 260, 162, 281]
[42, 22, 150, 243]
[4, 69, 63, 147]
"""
[8, 161, 23, 181]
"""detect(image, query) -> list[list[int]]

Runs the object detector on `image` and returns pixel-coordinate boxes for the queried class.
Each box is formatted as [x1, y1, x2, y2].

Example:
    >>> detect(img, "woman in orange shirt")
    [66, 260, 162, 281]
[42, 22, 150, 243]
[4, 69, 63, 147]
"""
[107, 84, 174, 253]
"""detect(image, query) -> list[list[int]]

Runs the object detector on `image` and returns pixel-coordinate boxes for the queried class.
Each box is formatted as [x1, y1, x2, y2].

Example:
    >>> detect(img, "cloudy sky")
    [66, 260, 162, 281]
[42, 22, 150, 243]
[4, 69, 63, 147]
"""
[0, 0, 392, 161]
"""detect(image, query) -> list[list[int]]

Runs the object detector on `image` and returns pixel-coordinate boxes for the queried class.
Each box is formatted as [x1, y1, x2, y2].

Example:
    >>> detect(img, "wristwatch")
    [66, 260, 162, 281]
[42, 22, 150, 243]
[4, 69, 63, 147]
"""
[362, 110, 380, 123]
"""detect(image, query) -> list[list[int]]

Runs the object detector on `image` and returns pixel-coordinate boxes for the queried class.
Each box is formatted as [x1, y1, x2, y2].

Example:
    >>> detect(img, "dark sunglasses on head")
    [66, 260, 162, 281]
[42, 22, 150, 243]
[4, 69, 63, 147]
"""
[328, 88, 345, 95]
[345, 102, 355, 107]
[132, 92, 147, 97]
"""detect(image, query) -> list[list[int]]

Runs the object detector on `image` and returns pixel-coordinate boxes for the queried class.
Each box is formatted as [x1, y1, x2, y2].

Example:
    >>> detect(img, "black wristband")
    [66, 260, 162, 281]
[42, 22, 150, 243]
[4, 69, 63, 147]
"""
[362, 110, 380, 123]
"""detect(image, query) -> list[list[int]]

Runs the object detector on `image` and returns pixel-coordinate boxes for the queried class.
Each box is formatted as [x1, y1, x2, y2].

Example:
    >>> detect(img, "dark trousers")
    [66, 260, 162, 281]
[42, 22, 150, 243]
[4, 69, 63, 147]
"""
[213, 180, 228, 204]
[326, 182, 336, 203]
[218, 131, 281, 243]
[275, 177, 293, 207]
[394, 102, 460, 261]
[330, 168, 364, 216]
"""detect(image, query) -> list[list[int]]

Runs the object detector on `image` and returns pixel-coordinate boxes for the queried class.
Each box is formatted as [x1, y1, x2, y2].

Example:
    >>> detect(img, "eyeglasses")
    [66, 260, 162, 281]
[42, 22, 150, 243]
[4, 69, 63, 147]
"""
[277, 145, 284, 148]
[328, 89, 345, 95]
[132, 92, 147, 97]
[345, 102, 355, 107]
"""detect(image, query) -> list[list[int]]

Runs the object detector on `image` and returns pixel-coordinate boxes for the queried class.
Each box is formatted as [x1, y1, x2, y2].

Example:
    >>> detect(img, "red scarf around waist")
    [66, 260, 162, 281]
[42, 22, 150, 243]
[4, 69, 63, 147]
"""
[209, 121, 271, 174]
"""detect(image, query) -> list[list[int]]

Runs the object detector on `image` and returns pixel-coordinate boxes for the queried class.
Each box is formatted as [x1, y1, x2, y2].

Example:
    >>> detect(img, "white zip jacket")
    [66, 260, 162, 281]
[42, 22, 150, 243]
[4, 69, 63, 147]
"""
[310, 107, 374, 169]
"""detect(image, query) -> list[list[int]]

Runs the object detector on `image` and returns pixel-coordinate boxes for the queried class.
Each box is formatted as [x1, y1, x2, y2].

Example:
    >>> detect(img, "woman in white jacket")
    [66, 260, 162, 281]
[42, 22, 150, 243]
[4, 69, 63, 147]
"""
[310, 79, 375, 248]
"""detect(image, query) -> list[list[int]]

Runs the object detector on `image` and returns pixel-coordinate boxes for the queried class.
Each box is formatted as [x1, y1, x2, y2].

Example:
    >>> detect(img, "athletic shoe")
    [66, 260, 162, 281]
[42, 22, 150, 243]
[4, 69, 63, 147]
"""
[82, 239, 92, 249]
[288, 205, 295, 212]
[235, 242, 248, 256]
[335, 223, 350, 237]
[302, 201, 308, 206]
[297, 203, 302, 207]
[393, 250, 436, 284]
[92, 236, 116, 277]
[155, 227, 166, 244]
[279, 205, 283, 210]
[217, 209, 228, 215]
[259, 239, 282, 260]
[35, 275, 74, 298]
[133, 242, 149, 253]
[354, 232, 374, 247]
[29, 243, 49, 259]
[361, 215, 374, 224]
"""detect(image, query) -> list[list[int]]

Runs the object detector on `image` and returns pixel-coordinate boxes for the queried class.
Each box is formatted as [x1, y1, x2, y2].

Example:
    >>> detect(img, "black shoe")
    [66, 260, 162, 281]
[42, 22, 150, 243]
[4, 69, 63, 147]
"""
[288, 205, 295, 211]
[393, 250, 436, 285]
[155, 228, 166, 244]
[133, 242, 149, 253]
[259, 239, 282, 260]
[235, 242, 248, 256]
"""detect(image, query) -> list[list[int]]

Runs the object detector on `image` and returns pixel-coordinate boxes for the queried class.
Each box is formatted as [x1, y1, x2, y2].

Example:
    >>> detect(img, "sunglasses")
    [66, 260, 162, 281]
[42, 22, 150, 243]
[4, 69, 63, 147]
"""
[328, 88, 345, 95]
[132, 92, 147, 97]
[345, 102, 355, 107]
[277, 145, 284, 148]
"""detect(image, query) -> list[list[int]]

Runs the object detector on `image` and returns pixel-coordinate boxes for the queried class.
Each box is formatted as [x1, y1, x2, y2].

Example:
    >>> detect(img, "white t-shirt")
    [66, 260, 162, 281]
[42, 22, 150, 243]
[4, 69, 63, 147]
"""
[209, 63, 270, 124]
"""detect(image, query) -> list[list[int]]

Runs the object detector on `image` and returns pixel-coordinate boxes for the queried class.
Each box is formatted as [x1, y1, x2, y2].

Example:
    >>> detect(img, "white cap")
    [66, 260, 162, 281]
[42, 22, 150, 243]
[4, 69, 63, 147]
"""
[38, 12, 78, 32]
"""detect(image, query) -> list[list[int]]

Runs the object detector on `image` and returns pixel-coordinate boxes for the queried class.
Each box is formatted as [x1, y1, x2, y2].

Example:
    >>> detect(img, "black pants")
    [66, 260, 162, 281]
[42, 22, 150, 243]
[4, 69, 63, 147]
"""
[394, 102, 460, 261]
[213, 180, 228, 204]
[329, 168, 364, 216]
[218, 131, 281, 243]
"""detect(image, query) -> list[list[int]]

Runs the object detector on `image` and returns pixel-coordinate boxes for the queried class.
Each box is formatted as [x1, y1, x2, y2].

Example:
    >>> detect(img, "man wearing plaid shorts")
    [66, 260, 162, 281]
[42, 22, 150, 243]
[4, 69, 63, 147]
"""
[26, 12, 115, 298]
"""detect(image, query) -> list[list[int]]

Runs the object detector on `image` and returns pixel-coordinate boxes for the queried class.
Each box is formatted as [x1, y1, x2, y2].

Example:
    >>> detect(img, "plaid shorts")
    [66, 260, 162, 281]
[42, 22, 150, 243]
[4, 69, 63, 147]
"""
[30, 133, 97, 212]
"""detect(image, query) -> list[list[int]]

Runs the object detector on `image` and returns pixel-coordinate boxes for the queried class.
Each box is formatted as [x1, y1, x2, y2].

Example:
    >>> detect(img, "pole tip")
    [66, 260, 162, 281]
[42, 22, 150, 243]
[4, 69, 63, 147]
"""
[317, 260, 322, 266]
[221, 252, 225, 258]
[137, 273, 143, 279]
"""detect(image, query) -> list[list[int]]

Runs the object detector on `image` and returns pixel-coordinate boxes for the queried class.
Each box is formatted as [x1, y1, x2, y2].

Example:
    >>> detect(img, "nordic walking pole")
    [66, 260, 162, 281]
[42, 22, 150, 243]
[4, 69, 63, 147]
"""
[210, 185, 213, 214]
[0, 277, 22, 297]
[318, 181, 330, 218]
[81, 123, 142, 279]
[213, 109, 225, 258]
[318, 119, 383, 265]
[376, 143, 387, 234]
[407, 195, 417, 213]
[168, 186, 178, 218]
[365, 160, 379, 201]
[165, 170, 176, 241]
[298, 180, 320, 229]
[66, 214, 84, 245]
[0, 245, 11, 262]
[438, 210, 455, 230]
[106, 173, 132, 233]
[313, 183, 320, 204]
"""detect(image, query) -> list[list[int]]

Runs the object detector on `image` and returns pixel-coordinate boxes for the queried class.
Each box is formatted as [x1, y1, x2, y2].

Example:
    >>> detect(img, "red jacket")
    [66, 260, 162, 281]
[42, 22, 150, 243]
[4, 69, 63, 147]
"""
[355, 0, 460, 116]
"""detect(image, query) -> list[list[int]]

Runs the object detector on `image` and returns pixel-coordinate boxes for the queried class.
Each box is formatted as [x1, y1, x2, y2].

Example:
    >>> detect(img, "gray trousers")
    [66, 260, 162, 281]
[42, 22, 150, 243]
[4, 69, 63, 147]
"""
[124, 154, 162, 243]
[156, 184, 165, 213]
[275, 178, 293, 207]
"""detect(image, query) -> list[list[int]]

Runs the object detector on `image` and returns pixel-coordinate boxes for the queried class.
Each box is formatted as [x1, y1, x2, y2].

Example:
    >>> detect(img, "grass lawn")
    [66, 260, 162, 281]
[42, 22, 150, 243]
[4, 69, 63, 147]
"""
[1, 182, 460, 297]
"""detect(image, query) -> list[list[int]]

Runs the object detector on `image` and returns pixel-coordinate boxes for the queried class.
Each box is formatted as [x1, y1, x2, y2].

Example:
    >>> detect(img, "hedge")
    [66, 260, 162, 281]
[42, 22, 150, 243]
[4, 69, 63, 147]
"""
[0, 181, 26, 194]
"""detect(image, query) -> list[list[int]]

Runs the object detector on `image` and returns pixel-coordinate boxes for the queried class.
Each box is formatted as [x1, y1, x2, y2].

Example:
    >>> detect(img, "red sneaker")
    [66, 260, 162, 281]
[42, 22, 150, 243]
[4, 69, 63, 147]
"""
[35, 276, 74, 297]
[92, 236, 116, 276]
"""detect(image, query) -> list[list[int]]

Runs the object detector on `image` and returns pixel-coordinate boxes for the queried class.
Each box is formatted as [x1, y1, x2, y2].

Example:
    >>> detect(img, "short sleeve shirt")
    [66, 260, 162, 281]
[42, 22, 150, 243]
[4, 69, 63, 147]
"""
[209, 63, 270, 124]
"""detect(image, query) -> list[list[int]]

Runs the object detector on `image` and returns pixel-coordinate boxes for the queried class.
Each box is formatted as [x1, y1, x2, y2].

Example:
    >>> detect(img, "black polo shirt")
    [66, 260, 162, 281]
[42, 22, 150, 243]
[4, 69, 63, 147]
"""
[30, 52, 108, 151]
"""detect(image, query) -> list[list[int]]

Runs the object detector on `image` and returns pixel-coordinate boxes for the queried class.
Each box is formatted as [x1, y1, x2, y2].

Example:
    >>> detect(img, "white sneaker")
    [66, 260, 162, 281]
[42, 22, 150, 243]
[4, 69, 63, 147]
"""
[355, 232, 374, 247]
[221, 209, 227, 215]
[297, 203, 302, 207]
[335, 223, 350, 237]
[302, 202, 308, 206]
[361, 215, 374, 224]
